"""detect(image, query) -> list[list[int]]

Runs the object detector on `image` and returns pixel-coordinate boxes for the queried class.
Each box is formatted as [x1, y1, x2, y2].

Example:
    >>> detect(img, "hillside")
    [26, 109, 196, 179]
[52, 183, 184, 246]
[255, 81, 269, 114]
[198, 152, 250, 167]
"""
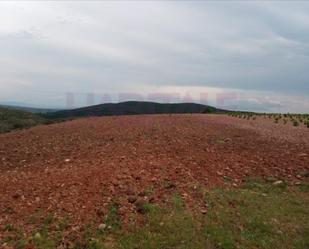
[44, 101, 220, 119]
[0, 107, 46, 133]
[0, 102, 223, 134]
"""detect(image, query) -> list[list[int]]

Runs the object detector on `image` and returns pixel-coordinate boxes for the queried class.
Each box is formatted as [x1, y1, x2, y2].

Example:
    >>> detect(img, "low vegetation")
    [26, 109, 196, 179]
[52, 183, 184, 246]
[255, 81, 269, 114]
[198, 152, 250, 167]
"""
[228, 112, 309, 128]
[0, 107, 68, 133]
[2, 179, 308, 249]
[0, 107, 47, 133]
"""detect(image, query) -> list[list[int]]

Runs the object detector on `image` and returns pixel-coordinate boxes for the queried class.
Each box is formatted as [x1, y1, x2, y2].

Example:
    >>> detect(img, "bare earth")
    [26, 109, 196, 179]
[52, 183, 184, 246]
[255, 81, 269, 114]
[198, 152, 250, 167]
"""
[0, 114, 308, 236]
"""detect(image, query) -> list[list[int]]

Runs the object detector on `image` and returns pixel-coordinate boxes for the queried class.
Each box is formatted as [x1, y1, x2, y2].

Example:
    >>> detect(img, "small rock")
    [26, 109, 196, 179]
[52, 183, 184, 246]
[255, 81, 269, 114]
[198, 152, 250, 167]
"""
[151, 177, 157, 182]
[149, 196, 155, 203]
[96, 208, 104, 216]
[125, 188, 135, 196]
[112, 180, 120, 187]
[135, 175, 141, 181]
[138, 191, 147, 197]
[34, 232, 41, 240]
[272, 180, 283, 186]
[159, 222, 164, 226]
[135, 199, 146, 213]
[98, 223, 107, 231]
[118, 207, 126, 215]
[165, 182, 176, 189]
[201, 209, 207, 214]
[12, 193, 21, 199]
[72, 226, 80, 232]
[64, 159, 71, 163]
[302, 171, 309, 178]
[128, 196, 137, 204]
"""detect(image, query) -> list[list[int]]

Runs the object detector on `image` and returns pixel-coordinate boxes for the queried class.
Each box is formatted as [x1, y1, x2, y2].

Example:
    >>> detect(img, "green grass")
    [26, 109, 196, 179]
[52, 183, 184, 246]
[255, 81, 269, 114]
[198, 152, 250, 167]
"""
[204, 179, 309, 249]
[104, 204, 122, 231]
[2, 180, 309, 249]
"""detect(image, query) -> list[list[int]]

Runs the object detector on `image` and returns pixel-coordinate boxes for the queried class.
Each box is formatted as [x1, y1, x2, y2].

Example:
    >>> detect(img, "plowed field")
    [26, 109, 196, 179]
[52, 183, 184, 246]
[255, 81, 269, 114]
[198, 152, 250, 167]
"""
[1, 114, 308, 238]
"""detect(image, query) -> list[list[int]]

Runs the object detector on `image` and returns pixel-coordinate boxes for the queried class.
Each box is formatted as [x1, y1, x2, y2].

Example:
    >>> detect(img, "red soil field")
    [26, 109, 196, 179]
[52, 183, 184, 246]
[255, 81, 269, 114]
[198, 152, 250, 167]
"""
[0, 114, 308, 237]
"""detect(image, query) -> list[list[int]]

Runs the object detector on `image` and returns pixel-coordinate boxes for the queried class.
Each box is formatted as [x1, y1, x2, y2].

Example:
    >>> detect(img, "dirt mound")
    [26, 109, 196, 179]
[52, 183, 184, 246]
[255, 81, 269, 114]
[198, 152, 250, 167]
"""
[0, 114, 308, 236]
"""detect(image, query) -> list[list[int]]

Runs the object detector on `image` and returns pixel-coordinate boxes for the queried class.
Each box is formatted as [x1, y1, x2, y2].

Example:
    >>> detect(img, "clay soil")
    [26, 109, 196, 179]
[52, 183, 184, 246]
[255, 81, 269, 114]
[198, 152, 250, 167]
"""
[0, 114, 308, 237]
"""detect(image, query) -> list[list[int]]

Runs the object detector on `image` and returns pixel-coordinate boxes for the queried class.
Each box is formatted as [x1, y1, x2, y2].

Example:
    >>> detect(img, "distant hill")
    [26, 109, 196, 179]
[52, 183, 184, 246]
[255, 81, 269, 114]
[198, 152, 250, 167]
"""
[44, 101, 222, 119]
[0, 104, 59, 114]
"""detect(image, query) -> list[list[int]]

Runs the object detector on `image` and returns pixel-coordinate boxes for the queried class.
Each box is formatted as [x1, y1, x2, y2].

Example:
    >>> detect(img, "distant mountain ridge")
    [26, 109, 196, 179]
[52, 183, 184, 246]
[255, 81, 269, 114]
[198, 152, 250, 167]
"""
[0, 103, 59, 113]
[44, 101, 223, 119]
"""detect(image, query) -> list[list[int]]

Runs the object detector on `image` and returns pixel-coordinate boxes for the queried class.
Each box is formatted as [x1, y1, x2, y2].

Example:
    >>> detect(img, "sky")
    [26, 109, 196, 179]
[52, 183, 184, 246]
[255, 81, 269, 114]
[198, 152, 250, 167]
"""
[0, 1, 309, 112]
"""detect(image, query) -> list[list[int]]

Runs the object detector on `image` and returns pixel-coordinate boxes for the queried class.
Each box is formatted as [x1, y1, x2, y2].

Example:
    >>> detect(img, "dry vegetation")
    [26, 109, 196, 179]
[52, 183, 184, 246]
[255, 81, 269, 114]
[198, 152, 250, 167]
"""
[228, 112, 309, 128]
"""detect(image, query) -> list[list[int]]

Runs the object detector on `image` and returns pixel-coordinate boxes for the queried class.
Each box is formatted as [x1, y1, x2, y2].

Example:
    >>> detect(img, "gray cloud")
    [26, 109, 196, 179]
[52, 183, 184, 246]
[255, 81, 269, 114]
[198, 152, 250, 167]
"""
[0, 1, 308, 112]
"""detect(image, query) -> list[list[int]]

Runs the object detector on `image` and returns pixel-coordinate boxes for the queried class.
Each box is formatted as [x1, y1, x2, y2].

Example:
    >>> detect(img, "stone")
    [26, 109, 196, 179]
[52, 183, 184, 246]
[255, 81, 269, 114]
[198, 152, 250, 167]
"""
[201, 209, 207, 214]
[12, 193, 21, 199]
[165, 182, 176, 189]
[34, 232, 41, 240]
[272, 180, 283, 186]
[128, 196, 137, 203]
[98, 223, 107, 231]
[135, 199, 146, 213]
[96, 208, 104, 217]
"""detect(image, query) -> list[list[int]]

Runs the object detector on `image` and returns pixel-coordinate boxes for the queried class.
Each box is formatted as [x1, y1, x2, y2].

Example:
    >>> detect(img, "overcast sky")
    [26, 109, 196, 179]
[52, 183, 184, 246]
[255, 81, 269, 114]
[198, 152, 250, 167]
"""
[0, 1, 309, 112]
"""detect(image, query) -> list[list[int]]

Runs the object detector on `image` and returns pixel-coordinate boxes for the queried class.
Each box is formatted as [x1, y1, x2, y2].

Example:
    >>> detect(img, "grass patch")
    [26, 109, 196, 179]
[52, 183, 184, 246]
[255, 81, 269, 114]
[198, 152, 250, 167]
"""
[298, 183, 309, 193]
[104, 204, 122, 231]
[118, 195, 211, 249]
[203, 179, 309, 249]
[3, 180, 309, 249]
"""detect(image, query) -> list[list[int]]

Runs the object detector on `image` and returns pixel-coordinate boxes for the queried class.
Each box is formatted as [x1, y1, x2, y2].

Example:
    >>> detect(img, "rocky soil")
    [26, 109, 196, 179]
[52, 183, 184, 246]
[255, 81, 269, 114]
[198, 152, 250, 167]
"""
[0, 114, 308, 239]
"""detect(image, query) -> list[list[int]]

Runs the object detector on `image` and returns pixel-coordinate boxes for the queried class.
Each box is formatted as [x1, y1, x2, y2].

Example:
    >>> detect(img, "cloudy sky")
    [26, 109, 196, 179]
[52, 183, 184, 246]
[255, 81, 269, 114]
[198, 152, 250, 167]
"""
[0, 1, 309, 112]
